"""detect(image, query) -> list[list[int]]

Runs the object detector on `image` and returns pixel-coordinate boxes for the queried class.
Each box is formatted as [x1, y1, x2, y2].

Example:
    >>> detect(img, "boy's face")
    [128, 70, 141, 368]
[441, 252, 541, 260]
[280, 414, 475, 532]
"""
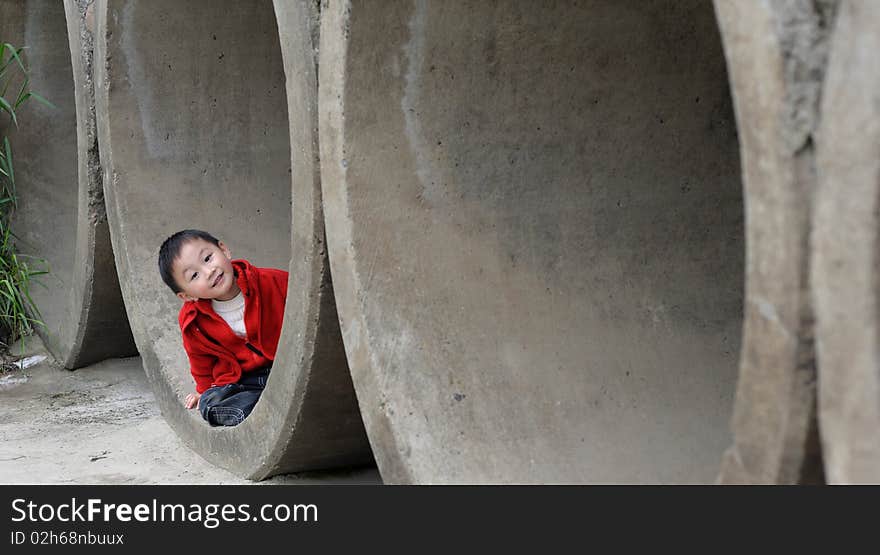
[172, 238, 240, 302]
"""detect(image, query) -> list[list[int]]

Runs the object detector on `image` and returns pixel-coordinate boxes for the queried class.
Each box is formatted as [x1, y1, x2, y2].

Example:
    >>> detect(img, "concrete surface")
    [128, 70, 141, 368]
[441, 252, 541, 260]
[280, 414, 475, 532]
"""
[813, 0, 880, 484]
[0, 0, 136, 367]
[9, 0, 873, 484]
[93, 0, 373, 479]
[712, 0, 833, 484]
[320, 0, 744, 483]
[0, 335, 380, 484]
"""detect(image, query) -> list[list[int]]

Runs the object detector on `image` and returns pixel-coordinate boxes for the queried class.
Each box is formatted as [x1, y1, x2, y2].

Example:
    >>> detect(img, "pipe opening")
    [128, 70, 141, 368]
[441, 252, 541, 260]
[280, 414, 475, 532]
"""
[98, 0, 373, 478]
[107, 0, 291, 393]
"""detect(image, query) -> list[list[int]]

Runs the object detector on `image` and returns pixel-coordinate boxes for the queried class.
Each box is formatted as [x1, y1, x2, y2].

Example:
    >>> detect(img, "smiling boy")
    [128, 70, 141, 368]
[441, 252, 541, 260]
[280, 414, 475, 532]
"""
[158, 229, 288, 426]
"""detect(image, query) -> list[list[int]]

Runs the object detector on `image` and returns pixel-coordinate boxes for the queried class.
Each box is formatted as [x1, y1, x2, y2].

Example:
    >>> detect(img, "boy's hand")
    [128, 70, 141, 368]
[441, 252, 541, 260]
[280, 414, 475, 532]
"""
[184, 392, 201, 409]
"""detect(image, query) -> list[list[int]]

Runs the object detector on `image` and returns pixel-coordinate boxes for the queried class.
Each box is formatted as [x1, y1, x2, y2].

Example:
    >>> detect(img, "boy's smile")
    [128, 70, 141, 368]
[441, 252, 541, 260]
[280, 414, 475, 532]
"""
[173, 239, 241, 302]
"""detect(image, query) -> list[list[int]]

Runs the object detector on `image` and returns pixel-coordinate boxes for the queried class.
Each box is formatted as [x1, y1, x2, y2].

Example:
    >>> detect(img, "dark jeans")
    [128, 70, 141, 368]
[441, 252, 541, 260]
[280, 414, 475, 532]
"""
[198, 367, 271, 427]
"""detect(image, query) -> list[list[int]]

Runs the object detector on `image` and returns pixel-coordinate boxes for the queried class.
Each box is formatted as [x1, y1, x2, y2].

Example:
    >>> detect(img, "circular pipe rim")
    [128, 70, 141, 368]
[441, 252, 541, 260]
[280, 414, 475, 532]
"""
[713, 0, 832, 484]
[93, 0, 371, 479]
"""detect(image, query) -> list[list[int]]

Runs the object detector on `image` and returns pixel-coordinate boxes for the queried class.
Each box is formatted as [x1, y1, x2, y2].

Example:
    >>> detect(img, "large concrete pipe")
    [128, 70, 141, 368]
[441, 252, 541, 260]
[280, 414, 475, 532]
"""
[814, 1, 879, 484]
[713, 0, 835, 484]
[93, 0, 373, 478]
[0, 0, 136, 367]
[320, 0, 746, 483]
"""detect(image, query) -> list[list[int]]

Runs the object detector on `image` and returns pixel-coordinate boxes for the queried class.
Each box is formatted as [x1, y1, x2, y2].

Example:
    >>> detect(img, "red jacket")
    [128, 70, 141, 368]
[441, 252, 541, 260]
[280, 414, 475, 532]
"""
[179, 259, 288, 393]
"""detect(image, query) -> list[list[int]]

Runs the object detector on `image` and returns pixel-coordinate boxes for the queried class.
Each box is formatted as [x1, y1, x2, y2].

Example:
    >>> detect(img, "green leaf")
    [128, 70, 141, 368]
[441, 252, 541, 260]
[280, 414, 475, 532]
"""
[0, 285, 16, 304]
[0, 75, 11, 98]
[3, 137, 14, 196]
[13, 76, 30, 109]
[21, 286, 43, 321]
[27, 91, 54, 109]
[2, 44, 26, 73]
[0, 95, 17, 126]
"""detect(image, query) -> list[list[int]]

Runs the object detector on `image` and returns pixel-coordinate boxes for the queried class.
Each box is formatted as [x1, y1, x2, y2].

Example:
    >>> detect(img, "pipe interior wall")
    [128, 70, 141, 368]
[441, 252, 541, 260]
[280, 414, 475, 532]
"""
[320, 0, 744, 483]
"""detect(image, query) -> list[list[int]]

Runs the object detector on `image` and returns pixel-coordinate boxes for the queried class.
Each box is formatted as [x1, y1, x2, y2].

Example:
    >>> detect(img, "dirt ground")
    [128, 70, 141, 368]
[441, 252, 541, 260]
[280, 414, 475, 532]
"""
[0, 335, 381, 485]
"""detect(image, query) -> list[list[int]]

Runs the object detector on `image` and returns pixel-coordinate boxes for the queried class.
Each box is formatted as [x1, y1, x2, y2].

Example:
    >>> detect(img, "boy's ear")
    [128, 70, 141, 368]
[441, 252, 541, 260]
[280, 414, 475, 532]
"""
[218, 240, 232, 259]
[177, 291, 197, 303]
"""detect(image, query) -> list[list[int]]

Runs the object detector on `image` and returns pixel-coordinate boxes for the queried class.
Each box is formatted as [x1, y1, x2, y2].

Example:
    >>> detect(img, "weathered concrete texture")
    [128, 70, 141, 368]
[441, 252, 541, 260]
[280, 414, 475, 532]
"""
[713, 0, 834, 484]
[0, 0, 136, 368]
[93, 0, 372, 479]
[0, 335, 381, 485]
[813, 1, 880, 484]
[320, 0, 744, 483]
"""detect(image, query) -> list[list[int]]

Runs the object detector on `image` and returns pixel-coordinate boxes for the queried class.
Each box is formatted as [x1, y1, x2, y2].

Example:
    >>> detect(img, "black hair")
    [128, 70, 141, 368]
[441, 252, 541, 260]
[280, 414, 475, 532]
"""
[158, 229, 221, 293]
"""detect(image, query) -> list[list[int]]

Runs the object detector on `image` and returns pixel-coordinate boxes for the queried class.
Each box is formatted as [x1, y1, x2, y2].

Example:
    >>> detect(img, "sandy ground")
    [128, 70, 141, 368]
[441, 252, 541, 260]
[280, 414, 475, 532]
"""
[0, 335, 381, 485]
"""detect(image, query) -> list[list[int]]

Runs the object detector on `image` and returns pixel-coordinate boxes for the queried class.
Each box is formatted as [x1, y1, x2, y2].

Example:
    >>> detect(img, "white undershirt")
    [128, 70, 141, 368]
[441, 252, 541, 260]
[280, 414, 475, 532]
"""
[211, 291, 247, 338]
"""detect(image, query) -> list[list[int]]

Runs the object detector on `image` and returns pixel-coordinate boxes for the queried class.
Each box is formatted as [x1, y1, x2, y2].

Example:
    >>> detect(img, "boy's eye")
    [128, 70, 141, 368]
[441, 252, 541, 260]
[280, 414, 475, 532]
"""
[205, 253, 212, 262]
[191, 272, 198, 281]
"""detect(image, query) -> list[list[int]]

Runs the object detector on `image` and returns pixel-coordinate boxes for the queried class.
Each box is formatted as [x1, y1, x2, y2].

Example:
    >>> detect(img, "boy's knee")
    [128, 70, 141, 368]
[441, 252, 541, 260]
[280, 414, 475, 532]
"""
[197, 385, 229, 421]
[205, 406, 247, 426]
[196, 384, 260, 427]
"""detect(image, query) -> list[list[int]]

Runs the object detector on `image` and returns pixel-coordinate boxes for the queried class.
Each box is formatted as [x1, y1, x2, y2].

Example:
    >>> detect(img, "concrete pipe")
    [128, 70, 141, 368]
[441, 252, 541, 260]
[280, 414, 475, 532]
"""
[0, 0, 136, 367]
[713, 0, 835, 484]
[93, 0, 372, 478]
[320, 0, 747, 483]
[814, 1, 880, 484]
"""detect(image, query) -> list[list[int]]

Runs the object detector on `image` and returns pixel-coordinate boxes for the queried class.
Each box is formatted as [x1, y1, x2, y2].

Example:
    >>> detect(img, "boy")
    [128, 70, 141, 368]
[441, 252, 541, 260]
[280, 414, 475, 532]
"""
[158, 229, 288, 426]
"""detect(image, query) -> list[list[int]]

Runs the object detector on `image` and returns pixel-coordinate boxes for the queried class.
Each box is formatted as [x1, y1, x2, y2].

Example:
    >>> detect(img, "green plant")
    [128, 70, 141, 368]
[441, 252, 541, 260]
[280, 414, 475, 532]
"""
[0, 41, 51, 353]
